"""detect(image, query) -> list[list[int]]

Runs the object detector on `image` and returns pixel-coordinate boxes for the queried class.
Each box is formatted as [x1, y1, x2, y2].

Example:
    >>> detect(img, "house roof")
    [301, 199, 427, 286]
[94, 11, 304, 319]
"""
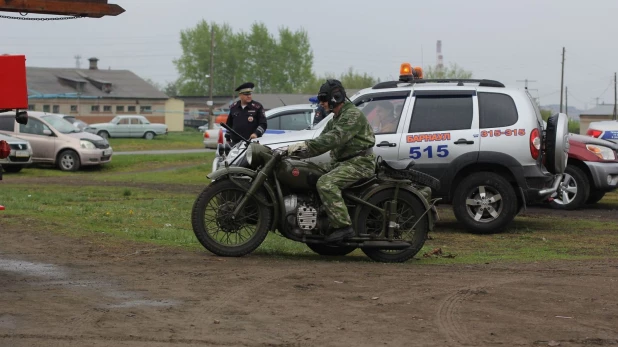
[27, 67, 169, 100]
[580, 104, 617, 116]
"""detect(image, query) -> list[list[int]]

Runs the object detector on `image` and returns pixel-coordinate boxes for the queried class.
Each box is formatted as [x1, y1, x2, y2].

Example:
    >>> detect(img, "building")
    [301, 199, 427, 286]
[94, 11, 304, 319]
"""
[26, 57, 185, 131]
[578, 104, 617, 134]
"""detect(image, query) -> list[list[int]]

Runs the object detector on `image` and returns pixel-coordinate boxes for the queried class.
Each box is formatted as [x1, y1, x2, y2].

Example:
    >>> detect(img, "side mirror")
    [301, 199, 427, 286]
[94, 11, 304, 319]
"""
[43, 129, 52, 136]
[15, 110, 28, 125]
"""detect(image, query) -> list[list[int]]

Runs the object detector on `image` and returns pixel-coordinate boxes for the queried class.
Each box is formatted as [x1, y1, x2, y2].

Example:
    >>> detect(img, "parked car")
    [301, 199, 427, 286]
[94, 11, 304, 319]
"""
[0, 132, 33, 173]
[548, 133, 618, 209]
[203, 104, 318, 149]
[586, 120, 618, 143]
[84, 115, 167, 140]
[0, 111, 112, 171]
[215, 67, 569, 234]
[62, 115, 89, 131]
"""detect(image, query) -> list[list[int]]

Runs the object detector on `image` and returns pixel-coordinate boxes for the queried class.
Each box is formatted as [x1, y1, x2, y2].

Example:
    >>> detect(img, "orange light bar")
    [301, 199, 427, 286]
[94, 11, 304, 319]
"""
[414, 67, 424, 79]
[400, 63, 412, 76]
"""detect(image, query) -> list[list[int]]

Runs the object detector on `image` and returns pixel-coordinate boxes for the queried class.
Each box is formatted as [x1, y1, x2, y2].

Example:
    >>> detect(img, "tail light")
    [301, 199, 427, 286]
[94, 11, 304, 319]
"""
[587, 129, 602, 138]
[0, 140, 10, 159]
[530, 128, 540, 160]
[217, 128, 224, 144]
[203, 131, 210, 139]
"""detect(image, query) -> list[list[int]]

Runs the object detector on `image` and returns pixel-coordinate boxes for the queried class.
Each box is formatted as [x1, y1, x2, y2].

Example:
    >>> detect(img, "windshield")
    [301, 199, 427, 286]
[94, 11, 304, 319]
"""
[42, 115, 79, 133]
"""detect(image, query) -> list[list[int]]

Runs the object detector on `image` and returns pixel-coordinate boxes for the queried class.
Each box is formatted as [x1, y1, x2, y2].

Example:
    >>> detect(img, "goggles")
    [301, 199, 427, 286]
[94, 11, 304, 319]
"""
[318, 93, 329, 102]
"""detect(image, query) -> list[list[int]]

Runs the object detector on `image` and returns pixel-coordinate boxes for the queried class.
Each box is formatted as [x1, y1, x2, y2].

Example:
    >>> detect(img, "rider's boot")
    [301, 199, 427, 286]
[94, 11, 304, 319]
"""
[325, 225, 354, 243]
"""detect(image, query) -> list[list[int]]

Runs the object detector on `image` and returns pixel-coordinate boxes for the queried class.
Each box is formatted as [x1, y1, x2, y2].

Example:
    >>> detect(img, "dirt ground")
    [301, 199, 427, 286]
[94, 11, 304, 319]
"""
[2, 176, 618, 346]
[1, 221, 617, 347]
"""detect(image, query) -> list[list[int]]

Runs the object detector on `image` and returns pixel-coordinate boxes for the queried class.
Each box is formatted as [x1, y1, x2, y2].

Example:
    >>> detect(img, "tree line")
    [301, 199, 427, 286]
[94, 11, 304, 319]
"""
[154, 21, 472, 97]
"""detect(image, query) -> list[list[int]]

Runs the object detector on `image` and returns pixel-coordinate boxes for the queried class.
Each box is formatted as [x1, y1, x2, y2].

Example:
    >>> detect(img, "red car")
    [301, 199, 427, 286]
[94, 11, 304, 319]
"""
[549, 133, 618, 209]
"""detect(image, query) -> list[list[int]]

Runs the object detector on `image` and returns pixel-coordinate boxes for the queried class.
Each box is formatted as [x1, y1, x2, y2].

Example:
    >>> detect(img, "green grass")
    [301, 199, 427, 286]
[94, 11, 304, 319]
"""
[108, 129, 205, 152]
[2, 153, 618, 264]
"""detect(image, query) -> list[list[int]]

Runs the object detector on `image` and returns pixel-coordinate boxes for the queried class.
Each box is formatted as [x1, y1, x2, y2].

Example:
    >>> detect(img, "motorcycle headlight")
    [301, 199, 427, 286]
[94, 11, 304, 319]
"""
[80, 140, 96, 149]
[586, 144, 616, 160]
[246, 145, 253, 165]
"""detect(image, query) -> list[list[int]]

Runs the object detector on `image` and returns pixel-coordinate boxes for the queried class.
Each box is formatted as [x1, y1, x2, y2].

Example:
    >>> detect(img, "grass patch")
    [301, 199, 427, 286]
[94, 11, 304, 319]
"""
[2, 157, 617, 265]
[108, 129, 205, 152]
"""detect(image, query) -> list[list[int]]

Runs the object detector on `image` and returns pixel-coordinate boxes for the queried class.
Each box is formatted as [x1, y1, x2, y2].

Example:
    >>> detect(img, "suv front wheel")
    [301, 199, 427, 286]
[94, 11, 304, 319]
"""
[453, 172, 518, 234]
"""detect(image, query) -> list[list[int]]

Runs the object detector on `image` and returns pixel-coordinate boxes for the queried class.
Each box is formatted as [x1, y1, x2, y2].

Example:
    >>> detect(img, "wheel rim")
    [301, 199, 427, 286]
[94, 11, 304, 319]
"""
[61, 153, 75, 170]
[465, 185, 503, 223]
[145, 133, 154, 140]
[202, 189, 261, 247]
[363, 197, 421, 254]
[551, 173, 577, 205]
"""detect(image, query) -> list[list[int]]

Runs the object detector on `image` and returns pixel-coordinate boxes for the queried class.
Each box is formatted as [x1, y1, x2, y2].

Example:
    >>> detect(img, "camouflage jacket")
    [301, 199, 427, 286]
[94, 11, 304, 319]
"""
[305, 101, 375, 162]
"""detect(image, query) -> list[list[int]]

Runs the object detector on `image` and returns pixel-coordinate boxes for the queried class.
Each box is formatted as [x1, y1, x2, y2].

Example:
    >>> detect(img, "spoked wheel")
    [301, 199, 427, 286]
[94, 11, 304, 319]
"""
[356, 190, 428, 263]
[191, 179, 271, 257]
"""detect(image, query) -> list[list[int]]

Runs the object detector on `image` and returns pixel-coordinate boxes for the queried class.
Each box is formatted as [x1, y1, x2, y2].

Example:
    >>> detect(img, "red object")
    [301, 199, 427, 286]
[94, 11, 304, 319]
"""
[587, 129, 603, 138]
[0, 205, 5, 211]
[292, 168, 300, 177]
[0, 140, 10, 159]
[217, 128, 224, 144]
[0, 55, 28, 109]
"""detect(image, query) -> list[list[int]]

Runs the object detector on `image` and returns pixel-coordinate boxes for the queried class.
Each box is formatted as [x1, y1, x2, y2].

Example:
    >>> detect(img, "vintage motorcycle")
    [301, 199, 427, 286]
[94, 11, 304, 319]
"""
[191, 123, 441, 263]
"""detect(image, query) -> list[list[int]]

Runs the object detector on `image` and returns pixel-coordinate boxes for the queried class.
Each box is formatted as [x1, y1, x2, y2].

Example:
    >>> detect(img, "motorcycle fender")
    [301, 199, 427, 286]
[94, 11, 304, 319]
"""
[206, 166, 280, 231]
[356, 183, 436, 231]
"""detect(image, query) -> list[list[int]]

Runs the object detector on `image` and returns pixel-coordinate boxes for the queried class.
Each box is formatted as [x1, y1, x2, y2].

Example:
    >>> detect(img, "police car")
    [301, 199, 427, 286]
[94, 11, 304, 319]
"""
[215, 63, 570, 234]
[204, 103, 320, 148]
[586, 120, 618, 143]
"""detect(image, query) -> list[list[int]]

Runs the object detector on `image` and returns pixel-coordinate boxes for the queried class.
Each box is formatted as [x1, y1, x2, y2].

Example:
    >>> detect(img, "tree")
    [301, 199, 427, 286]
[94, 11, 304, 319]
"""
[424, 63, 473, 79]
[163, 80, 179, 97]
[143, 78, 162, 91]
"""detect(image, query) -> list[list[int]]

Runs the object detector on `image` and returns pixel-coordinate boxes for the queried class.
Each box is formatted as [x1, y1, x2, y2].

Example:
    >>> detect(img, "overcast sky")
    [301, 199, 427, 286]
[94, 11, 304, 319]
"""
[2, 0, 617, 110]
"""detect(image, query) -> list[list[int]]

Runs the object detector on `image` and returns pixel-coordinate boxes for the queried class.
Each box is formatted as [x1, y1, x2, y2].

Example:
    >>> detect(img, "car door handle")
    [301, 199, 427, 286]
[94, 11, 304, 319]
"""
[454, 138, 474, 145]
[377, 141, 397, 147]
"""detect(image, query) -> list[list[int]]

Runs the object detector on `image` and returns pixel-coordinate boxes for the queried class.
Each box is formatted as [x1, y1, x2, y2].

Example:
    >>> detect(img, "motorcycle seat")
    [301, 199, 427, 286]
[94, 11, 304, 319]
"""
[381, 159, 415, 171]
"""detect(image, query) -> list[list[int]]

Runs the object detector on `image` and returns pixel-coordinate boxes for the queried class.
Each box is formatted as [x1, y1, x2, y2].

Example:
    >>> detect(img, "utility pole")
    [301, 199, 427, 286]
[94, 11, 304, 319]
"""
[560, 47, 565, 113]
[208, 27, 215, 130]
[614, 72, 617, 121]
[565, 86, 569, 119]
[74, 54, 82, 69]
[612, 72, 618, 120]
[595, 97, 600, 106]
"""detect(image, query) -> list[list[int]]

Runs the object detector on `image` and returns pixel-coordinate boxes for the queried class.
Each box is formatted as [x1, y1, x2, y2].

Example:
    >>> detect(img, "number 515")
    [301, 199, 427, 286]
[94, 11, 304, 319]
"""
[409, 145, 449, 159]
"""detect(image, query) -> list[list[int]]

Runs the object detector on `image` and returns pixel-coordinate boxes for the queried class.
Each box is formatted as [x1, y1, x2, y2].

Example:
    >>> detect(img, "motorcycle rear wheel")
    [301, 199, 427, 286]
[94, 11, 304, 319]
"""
[356, 190, 429, 263]
[191, 179, 271, 257]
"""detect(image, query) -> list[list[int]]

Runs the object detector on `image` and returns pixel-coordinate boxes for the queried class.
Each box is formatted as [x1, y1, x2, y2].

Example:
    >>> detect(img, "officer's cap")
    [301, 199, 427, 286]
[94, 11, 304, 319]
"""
[235, 82, 254, 95]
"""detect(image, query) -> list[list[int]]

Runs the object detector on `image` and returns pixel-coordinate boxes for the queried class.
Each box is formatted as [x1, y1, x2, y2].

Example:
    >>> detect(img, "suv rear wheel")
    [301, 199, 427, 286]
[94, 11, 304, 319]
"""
[549, 165, 589, 210]
[453, 172, 518, 234]
[545, 113, 569, 175]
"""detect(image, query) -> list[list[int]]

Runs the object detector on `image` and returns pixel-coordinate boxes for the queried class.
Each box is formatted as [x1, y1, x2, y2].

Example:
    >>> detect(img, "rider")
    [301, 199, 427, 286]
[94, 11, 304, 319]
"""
[287, 79, 376, 242]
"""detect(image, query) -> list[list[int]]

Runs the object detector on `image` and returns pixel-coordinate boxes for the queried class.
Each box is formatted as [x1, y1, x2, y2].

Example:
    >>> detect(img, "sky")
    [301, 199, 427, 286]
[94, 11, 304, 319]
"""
[2, 0, 617, 110]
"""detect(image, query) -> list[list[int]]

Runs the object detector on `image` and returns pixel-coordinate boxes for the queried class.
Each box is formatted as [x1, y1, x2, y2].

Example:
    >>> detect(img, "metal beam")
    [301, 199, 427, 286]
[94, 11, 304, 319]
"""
[0, 0, 124, 18]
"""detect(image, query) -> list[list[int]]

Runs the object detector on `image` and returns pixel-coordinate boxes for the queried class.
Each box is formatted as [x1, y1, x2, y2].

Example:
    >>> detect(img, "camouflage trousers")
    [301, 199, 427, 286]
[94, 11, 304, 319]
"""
[316, 155, 376, 229]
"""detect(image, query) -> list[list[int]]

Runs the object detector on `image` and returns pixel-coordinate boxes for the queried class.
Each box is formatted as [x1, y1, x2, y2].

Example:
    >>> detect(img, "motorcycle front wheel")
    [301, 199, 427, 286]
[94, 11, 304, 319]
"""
[356, 189, 429, 263]
[191, 179, 271, 257]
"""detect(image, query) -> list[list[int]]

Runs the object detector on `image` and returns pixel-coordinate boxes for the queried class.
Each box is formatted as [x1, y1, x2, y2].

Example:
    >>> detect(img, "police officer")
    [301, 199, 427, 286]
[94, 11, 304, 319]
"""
[287, 79, 376, 243]
[225, 82, 267, 145]
[312, 103, 328, 126]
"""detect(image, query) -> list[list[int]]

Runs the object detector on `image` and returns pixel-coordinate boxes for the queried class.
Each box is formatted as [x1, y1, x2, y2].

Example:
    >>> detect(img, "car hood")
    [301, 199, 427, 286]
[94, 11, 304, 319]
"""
[86, 122, 110, 128]
[570, 133, 618, 150]
[66, 131, 108, 143]
[257, 129, 317, 146]
[0, 132, 29, 144]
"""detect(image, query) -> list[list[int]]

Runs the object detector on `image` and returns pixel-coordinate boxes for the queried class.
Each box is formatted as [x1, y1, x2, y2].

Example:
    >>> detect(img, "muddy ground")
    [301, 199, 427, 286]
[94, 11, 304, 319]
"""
[1, 177, 618, 346]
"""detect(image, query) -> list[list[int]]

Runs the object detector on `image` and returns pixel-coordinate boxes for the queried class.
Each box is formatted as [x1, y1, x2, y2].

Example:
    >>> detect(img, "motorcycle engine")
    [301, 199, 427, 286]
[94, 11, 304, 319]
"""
[284, 194, 328, 232]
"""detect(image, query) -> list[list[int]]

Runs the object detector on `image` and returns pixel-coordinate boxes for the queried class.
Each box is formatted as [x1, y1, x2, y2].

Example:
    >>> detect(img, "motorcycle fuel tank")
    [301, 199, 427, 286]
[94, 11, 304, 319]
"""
[276, 159, 325, 191]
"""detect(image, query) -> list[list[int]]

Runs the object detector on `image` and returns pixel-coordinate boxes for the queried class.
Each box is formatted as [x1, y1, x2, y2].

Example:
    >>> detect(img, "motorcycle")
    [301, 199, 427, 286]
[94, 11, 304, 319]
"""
[191, 123, 441, 263]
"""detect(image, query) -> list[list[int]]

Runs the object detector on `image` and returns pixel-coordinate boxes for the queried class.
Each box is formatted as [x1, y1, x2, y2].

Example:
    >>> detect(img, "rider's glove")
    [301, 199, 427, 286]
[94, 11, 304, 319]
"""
[287, 142, 308, 155]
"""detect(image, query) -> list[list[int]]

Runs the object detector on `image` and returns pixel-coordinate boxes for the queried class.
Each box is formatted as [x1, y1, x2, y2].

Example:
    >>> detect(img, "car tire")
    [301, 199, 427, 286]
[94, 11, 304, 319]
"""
[452, 172, 518, 234]
[549, 165, 590, 210]
[544, 113, 569, 175]
[57, 150, 81, 172]
[97, 131, 110, 139]
[586, 190, 606, 205]
[144, 132, 155, 140]
[2, 166, 22, 173]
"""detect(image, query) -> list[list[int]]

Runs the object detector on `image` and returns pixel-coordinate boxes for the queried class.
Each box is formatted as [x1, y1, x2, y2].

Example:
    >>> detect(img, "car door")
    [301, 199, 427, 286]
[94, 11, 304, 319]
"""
[16, 117, 56, 163]
[399, 90, 480, 183]
[130, 117, 144, 137]
[114, 117, 131, 137]
[352, 91, 411, 161]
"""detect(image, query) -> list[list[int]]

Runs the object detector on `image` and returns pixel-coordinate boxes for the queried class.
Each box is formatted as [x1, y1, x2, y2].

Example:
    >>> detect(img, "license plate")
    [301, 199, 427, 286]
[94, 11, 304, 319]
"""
[15, 150, 29, 158]
[103, 150, 112, 156]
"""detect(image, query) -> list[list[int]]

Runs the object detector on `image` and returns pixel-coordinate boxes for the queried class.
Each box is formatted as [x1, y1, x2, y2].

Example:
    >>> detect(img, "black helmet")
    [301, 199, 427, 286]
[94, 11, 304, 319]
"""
[318, 79, 346, 108]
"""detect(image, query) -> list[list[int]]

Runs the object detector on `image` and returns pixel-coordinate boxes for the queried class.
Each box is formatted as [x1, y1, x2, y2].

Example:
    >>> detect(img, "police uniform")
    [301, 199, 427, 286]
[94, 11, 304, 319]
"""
[225, 82, 268, 145]
[312, 104, 328, 125]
